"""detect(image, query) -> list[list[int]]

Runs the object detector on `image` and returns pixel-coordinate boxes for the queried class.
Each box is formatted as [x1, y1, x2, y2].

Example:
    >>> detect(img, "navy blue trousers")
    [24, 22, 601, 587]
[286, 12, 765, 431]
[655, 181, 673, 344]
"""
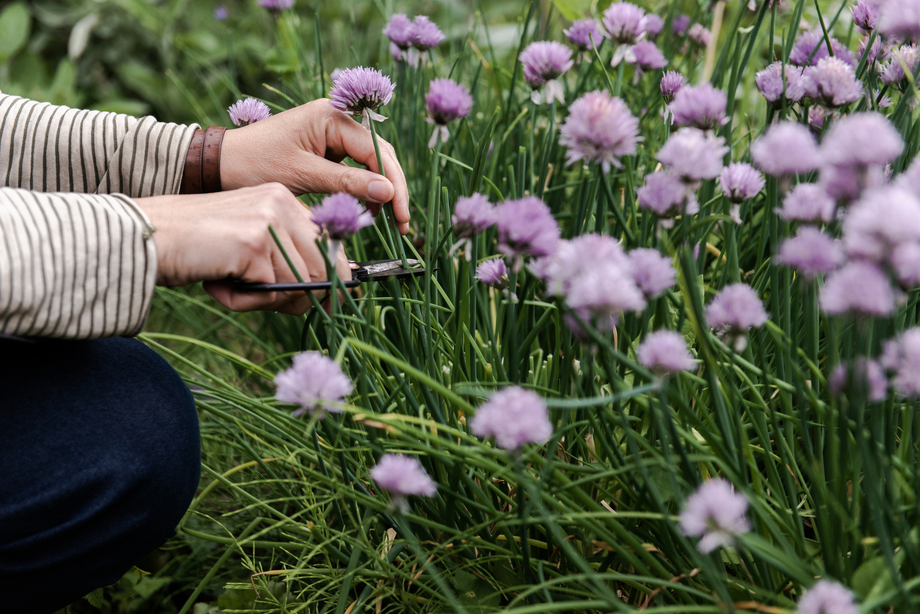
[0, 337, 200, 614]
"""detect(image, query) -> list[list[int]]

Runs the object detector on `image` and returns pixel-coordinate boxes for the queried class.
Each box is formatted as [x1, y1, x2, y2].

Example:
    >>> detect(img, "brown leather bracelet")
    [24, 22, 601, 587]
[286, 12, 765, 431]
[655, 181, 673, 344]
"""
[181, 126, 226, 194]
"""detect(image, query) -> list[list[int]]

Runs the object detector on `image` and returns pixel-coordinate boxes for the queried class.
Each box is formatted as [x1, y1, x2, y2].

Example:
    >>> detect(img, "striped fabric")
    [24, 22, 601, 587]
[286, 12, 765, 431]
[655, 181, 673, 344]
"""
[0, 94, 198, 339]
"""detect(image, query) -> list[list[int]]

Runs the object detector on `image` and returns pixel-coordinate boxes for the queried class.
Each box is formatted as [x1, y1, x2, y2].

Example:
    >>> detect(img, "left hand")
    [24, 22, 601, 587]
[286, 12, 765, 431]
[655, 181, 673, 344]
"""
[219, 99, 411, 235]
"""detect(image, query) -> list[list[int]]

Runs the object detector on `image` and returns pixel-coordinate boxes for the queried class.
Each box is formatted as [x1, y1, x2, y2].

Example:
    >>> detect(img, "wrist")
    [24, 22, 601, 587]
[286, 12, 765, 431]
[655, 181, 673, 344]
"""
[181, 126, 226, 194]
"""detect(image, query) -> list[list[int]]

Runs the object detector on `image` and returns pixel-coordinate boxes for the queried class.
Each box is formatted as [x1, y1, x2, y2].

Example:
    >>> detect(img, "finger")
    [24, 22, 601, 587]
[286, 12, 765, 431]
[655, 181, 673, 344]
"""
[337, 160, 381, 215]
[328, 116, 411, 234]
[302, 155, 397, 209]
[206, 231, 314, 314]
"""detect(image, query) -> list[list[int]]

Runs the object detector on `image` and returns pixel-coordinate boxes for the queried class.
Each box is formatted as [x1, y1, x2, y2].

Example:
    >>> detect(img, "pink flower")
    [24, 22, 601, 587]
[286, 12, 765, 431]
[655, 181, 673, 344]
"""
[679, 478, 750, 553]
[370, 454, 437, 513]
[796, 580, 859, 614]
[470, 387, 553, 450]
[560, 91, 639, 171]
[637, 330, 695, 376]
[275, 352, 353, 417]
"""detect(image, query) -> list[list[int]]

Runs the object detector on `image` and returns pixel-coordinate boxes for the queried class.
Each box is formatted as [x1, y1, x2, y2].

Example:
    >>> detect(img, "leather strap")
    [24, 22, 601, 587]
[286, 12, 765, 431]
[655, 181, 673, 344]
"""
[181, 126, 226, 194]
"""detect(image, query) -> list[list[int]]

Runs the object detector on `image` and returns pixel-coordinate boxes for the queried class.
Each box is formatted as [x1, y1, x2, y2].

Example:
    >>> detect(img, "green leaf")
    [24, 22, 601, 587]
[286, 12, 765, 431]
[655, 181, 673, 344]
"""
[852, 556, 894, 600]
[49, 59, 77, 106]
[550, 0, 592, 21]
[0, 2, 31, 63]
[83, 587, 105, 608]
[132, 576, 171, 599]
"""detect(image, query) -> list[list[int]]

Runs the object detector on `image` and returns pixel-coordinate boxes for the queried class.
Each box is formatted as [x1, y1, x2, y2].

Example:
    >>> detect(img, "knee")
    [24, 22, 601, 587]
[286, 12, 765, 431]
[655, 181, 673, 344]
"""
[0, 338, 201, 613]
[99, 337, 202, 532]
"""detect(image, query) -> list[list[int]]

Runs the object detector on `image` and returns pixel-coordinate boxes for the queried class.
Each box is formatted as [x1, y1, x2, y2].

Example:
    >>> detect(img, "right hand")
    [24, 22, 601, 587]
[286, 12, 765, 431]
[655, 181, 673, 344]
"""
[134, 183, 351, 315]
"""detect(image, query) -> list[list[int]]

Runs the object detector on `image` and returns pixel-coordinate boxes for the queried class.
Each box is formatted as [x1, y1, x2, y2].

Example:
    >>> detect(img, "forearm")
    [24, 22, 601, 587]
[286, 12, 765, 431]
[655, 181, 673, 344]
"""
[0, 187, 157, 339]
[0, 94, 197, 197]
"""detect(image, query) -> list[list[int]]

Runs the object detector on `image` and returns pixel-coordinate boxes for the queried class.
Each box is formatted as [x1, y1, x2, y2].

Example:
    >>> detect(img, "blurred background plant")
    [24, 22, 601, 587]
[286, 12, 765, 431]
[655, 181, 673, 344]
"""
[5, 0, 920, 613]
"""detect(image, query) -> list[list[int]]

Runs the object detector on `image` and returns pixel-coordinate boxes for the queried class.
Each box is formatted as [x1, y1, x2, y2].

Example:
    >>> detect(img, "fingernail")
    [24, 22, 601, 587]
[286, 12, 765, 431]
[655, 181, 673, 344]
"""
[368, 180, 391, 202]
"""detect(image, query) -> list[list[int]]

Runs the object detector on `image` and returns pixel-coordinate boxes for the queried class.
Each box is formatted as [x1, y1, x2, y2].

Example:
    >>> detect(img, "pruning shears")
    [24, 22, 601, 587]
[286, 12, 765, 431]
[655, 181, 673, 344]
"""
[232, 259, 425, 292]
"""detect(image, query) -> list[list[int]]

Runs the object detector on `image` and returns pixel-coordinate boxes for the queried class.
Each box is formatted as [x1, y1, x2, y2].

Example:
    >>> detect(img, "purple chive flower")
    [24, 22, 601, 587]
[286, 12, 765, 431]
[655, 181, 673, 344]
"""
[370, 454, 437, 513]
[852, 0, 881, 32]
[258, 0, 294, 11]
[637, 171, 687, 218]
[843, 187, 920, 263]
[803, 57, 863, 108]
[451, 193, 494, 259]
[720, 163, 765, 204]
[882, 329, 920, 397]
[755, 62, 807, 106]
[895, 157, 920, 199]
[602, 2, 647, 44]
[603, 2, 648, 66]
[679, 478, 751, 553]
[688, 24, 711, 48]
[629, 248, 676, 298]
[496, 197, 560, 270]
[228, 98, 272, 127]
[475, 258, 509, 288]
[452, 194, 494, 238]
[796, 580, 860, 614]
[644, 14, 664, 39]
[312, 193, 374, 241]
[660, 71, 684, 104]
[519, 41, 574, 104]
[541, 234, 646, 326]
[470, 386, 553, 451]
[859, 36, 889, 66]
[808, 106, 828, 135]
[564, 19, 607, 51]
[214, 5, 229, 20]
[821, 261, 895, 317]
[881, 45, 920, 85]
[751, 121, 820, 177]
[777, 183, 835, 224]
[821, 112, 904, 169]
[672, 14, 691, 36]
[410, 16, 445, 51]
[658, 128, 729, 183]
[707, 284, 769, 335]
[638, 330, 695, 376]
[775, 227, 843, 277]
[820, 162, 885, 202]
[383, 14, 413, 49]
[829, 359, 888, 402]
[892, 242, 920, 287]
[628, 41, 667, 71]
[275, 352, 353, 417]
[790, 30, 857, 68]
[328, 67, 395, 128]
[425, 78, 473, 147]
[559, 90, 640, 171]
[878, 0, 920, 42]
[669, 83, 727, 131]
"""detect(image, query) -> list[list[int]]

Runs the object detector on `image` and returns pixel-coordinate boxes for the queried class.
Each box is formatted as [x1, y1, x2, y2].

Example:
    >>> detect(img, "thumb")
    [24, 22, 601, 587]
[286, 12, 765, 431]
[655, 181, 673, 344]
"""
[305, 157, 396, 206]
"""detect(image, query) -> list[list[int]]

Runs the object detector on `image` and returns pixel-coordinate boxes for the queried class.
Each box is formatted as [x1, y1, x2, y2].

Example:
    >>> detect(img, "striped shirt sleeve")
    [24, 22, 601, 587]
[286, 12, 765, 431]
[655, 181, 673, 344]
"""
[0, 189, 158, 339]
[0, 94, 199, 339]
[0, 94, 197, 196]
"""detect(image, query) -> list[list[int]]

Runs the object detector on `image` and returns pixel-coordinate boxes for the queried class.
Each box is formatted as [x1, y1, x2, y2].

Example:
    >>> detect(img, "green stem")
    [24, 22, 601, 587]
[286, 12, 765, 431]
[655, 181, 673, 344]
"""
[368, 116, 405, 265]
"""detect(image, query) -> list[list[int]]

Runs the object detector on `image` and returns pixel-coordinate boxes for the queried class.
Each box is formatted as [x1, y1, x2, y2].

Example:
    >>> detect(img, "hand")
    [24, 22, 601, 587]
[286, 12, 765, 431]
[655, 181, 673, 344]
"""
[219, 99, 411, 235]
[134, 183, 351, 315]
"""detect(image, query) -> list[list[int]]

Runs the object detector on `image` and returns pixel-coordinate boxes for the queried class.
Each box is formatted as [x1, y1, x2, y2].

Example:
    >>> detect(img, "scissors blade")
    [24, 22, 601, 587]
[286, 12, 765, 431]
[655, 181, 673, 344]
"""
[232, 259, 425, 292]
